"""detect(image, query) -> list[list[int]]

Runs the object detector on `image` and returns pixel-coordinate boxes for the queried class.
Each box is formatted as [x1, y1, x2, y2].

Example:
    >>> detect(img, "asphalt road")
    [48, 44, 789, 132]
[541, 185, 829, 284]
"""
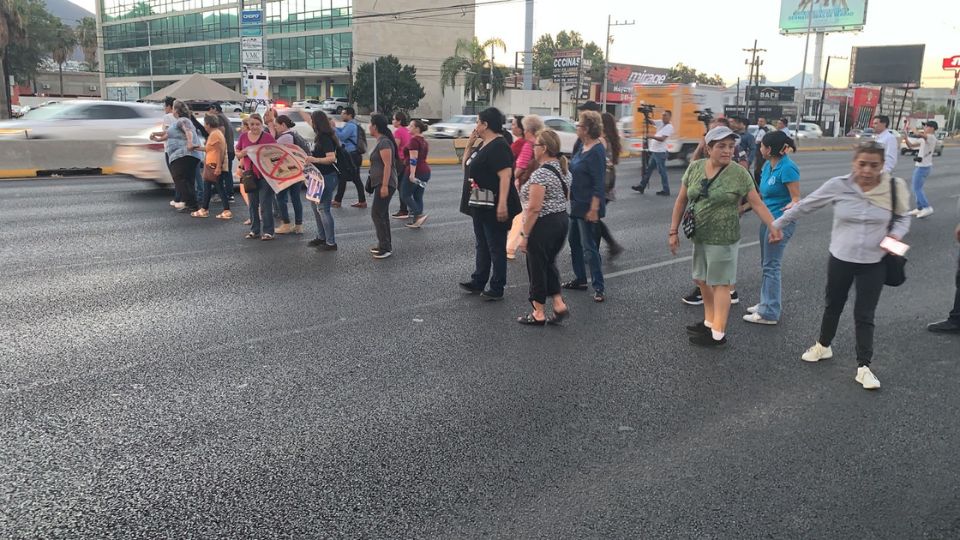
[2, 151, 960, 539]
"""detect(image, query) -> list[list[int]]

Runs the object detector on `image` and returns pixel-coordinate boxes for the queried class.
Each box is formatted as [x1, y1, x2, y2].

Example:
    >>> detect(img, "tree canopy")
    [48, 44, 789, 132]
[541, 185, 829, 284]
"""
[666, 63, 726, 87]
[440, 37, 508, 108]
[351, 55, 425, 117]
[532, 30, 605, 82]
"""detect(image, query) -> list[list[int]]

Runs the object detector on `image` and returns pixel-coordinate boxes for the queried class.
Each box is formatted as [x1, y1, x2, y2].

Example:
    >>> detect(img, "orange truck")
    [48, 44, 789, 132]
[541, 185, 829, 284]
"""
[629, 84, 726, 164]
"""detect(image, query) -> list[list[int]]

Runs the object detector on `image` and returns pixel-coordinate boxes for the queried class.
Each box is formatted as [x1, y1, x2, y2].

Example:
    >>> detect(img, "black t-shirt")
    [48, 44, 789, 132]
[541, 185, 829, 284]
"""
[462, 136, 521, 220]
[312, 132, 338, 175]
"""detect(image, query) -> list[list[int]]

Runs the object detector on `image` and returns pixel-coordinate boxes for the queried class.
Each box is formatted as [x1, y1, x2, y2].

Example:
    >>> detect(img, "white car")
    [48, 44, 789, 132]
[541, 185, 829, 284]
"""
[293, 99, 323, 111]
[540, 116, 578, 155]
[0, 100, 163, 140]
[788, 122, 823, 139]
[900, 131, 944, 157]
[320, 97, 350, 114]
[427, 115, 477, 138]
[219, 101, 243, 113]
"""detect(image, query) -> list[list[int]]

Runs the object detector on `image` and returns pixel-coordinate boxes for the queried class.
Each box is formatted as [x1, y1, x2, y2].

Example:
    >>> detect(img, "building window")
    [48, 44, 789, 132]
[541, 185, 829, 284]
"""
[101, 0, 237, 22]
[264, 0, 352, 35]
[266, 31, 351, 71]
[103, 9, 240, 50]
[105, 43, 241, 77]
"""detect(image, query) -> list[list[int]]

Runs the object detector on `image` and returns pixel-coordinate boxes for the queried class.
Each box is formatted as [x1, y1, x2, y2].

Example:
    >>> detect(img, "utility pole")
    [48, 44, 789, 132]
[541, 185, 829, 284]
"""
[817, 55, 846, 130]
[601, 16, 635, 113]
[489, 42, 495, 107]
[347, 50, 354, 105]
[372, 57, 378, 113]
[523, 0, 533, 90]
[796, 0, 815, 123]
[743, 40, 766, 122]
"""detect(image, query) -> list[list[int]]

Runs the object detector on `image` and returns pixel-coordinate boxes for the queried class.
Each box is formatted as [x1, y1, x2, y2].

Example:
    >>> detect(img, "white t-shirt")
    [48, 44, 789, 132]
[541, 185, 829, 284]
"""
[754, 126, 770, 143]
[915, 134, 936, 168]
[161, 112, 176, 130]
[874, 129, 899, 173]
[649, 123, 674, 153]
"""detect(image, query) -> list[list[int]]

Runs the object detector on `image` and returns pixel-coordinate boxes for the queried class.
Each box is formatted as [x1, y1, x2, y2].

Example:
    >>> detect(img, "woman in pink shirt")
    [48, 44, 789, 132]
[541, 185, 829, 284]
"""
[391, 111, 413, 219]
[235, 113, 278, 240]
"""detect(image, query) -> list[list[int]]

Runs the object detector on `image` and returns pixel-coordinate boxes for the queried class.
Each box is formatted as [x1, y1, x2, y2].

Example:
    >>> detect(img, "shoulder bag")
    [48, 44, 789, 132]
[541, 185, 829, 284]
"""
[883, 177, 907, 287]
[680, 164, 727, 239]
[467, 144, 498, 208]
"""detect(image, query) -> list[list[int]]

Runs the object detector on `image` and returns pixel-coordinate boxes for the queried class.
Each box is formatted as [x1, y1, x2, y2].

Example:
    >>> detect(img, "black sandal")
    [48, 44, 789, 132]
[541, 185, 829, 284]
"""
[547, 309, 570, 325]
[561, 280, 588, 290]
[517, 313, 547, 326]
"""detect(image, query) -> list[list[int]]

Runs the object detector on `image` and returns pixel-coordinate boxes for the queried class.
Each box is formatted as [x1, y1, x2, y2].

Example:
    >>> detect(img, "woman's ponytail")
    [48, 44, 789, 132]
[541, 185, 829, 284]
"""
[558, 155, 569, 176]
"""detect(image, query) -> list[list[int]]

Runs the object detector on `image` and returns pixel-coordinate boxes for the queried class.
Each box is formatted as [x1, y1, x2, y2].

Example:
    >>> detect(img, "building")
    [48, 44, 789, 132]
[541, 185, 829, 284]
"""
[95, 0, 473, 118]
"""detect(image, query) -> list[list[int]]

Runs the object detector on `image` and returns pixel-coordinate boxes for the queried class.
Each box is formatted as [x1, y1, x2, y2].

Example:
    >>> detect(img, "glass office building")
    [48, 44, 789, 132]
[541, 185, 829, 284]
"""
[99, 0, 353, 101]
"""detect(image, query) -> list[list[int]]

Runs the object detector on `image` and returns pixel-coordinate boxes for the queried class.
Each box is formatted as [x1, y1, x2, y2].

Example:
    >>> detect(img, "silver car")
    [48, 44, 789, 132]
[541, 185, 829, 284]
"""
[0, 100, 163, 140]
[427, 115, 478, 138]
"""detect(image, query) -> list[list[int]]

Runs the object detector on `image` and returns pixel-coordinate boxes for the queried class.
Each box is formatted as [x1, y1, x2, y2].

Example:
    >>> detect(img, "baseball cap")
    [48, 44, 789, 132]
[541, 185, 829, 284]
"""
[704, 126, 737, 145]
[922, 120, 938, 130]
[577, 101, 601, 112]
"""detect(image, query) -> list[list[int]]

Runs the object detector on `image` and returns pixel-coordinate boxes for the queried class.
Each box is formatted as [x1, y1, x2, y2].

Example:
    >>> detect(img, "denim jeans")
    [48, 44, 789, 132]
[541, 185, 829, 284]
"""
[248, 178, 276, 235]
[194, 162, 205, 206]
[277, 182, 304, 225]
[568, 216, 604, 293]
[201, 176, 231, 211]
[401, 173, 428, 218]
[757, 222, 796, 321]
[911, 166, 932, 209]
[312, 172, 337, 245]
[641, 151, 669, 193]
[470, 214, 509, 296]
[218, 156, 234, 201]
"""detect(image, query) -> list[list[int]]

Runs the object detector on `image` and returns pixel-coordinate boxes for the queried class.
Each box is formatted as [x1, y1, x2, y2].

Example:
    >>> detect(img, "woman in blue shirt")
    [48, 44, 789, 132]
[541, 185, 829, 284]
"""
[562, 110, 607, 302]
[744, 130, 800, 325]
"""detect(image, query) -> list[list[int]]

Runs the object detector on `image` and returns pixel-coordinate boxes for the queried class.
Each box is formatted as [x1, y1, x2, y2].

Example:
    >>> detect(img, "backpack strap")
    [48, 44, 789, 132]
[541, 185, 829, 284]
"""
[541, 163, 569, 198]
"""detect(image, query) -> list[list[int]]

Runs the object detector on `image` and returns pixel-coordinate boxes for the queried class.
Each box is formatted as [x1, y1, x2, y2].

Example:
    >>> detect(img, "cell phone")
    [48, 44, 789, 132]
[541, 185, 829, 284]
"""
[880, 236, 910, 256]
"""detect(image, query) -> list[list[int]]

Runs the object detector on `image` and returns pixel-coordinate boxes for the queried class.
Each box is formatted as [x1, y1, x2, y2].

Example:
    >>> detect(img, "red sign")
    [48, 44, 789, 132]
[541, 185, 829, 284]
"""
[943, 56, 960, 70]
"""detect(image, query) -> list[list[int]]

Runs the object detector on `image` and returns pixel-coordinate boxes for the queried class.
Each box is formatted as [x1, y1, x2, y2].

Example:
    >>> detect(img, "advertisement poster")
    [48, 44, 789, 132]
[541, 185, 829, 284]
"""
[779, 0, 867, 33]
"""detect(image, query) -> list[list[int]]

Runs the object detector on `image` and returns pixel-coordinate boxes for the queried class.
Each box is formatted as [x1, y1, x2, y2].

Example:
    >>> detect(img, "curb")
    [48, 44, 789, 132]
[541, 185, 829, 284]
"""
[0, 166, 117, 180]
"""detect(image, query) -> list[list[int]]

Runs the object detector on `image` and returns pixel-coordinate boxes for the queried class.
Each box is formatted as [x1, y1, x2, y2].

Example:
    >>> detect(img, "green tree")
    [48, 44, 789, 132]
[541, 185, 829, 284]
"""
[531, 30, 605, 82]
[1, 0, 27, 118]
[50, 22, 77, 97]
[667, 62, 725, 86]
[440, 37, 507, 111]
[7, 0, 59, 94]
[351, 55, 424, 117]
[77, 16, 98, 72]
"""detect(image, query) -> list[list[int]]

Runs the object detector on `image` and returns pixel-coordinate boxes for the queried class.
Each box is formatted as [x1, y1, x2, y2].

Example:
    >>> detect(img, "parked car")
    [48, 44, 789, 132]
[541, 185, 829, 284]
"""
[0, 100, 163, 140]
[900, 130, 944, 156]
[219, 101, 243, 113]
[788, 122, 823, 139]
[540, 116, 579, 154]
[845, 128, 863, 137]
[293, 99, 323, 111]
[320, 97, 350, 114]
[427, 115, 478, 138]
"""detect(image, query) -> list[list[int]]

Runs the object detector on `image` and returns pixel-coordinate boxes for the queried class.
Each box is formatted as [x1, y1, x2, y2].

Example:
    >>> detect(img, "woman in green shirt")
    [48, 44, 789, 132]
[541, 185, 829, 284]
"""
[669, 126, 782, 347]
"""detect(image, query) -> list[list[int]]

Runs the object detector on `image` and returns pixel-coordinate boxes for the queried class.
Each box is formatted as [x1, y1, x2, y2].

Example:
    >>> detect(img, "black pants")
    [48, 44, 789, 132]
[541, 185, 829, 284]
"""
[397, 170, 409, 213]
[470, 213, 509, 296]
[950, 248, 960, 322]
[169, 156, 199, 210]
[818, 255, 886, 366]
[371, 185, 395, 251]
[335, 151, 366, 203]
[526, 212, 569, 305]
[594, 220, 618, 248]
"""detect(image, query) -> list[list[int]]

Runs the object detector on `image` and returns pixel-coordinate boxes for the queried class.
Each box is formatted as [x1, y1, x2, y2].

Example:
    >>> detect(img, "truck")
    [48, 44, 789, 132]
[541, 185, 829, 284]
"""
[629, 84, 726, 164]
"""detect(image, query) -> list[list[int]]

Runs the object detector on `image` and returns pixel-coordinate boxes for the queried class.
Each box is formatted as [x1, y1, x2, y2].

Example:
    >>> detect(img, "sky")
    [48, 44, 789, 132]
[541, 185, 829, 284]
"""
[69, 0, 959, 88]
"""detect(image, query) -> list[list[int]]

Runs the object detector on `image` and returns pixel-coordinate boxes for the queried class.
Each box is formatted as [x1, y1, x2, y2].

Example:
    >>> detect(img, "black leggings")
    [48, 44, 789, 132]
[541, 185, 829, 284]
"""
[526, 211, 569, 305]
[335, 151, 366, 203]
[169, 156, 199, 210]
[594, 220, 617, 248]
[818, 255, 886, 366]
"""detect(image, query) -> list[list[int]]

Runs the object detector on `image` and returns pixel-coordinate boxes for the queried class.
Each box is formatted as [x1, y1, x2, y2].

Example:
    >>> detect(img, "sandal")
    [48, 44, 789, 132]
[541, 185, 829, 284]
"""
[261, 234, 275, 241]
[244, 232, 259, 239]
[243, 219, 252, 226]
[593, 291, 605, 303]
[190, 209, 209, 218]
[547, 309, 570, 325]
[216, 210, 233, 220]
[516, 313, 546, 326]
[561, 280, 588, 291]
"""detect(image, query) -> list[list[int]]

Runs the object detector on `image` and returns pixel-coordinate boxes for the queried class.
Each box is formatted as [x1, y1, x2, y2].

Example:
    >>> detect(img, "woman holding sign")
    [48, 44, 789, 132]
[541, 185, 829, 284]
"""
[304, 110, 340, 251]
[236, 113, 278, 240]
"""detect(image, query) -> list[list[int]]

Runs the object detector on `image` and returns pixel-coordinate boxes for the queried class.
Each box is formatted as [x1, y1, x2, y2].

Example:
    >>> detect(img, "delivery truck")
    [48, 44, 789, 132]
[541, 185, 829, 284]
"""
[629, 84, 726, 164]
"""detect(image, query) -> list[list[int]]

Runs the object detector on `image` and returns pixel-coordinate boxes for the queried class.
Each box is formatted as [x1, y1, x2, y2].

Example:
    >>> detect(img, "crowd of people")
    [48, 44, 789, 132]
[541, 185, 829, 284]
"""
[153, 96, 959, 390]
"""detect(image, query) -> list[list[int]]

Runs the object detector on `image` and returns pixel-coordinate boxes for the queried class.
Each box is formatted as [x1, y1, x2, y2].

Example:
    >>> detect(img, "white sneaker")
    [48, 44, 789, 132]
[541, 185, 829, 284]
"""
[169, 200, 177, 207]
[907, 208, 921, 216]
[173, 202, 186, 210]
[855, 366, 881, 390]
[743, 312, 777, 325]
[747, 304, 760, 314]
[916, 207, 934, 219]
[801, 342, 833, 362]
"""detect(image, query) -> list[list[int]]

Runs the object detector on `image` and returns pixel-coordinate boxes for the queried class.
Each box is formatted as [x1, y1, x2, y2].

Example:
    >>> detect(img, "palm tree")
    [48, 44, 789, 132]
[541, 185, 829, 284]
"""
[77, 17, 98, 71]
[50, 22, 77, 97]
[1, 0, 27, 119]
[440, 37, 507, 112]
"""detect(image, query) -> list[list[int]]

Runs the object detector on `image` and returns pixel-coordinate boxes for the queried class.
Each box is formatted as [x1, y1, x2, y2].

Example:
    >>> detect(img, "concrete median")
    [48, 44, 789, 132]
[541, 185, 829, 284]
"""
[0, 140, 118, 179]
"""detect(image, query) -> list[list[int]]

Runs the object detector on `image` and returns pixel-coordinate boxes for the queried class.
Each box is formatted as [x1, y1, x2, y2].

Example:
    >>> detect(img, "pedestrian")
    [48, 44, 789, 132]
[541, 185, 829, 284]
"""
[632, 109, 674, 195]
[150, 100, 202, 213]
[304, 110, 340, 251]
[871, 115, 898, 174]
[209, 102, 236, 204]
[562, 110, 607, 303]
[597, 112, 624, 257]
[510, 115, 526, 162]
[334, 106, 367, 209]
[902, 120, 937, 218]
[191, 113, 232, 219]
[402, 119, 431, 229]
[743, 130, 800, 325]
[669, 126, 782, 347]
[157, 96, 183, 209]
[391, 112, 412, 220]
[927, 203, 960, 334]
[236, 113, 278, 240]
[516, 130, 571, 326]
[772, 142, 912, 389]
[507, 114, 544, 259]
[367, 114, 399, 259]
[753, 117, 771, 181]
[237, 117, 252, 225]
[776, 117, 793, 139]
[730, 116, 757, 172]
[273, 115, 305, 235]
[458, 107, 521, 300]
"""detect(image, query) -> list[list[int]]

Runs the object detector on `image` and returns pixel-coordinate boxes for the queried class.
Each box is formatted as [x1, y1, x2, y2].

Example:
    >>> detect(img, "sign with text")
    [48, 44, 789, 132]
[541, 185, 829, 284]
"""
[944, 56, 960, 70]
[241, 10, 262, 24]
[746, 86, 796, 102]
[247, 144, 306, 193]
[552, 49, 582, 81]
[242, 37, 263, 51]
[779, 0, 867, 34]
[606, 63, 669, 93]
[242, 50, 263, 65]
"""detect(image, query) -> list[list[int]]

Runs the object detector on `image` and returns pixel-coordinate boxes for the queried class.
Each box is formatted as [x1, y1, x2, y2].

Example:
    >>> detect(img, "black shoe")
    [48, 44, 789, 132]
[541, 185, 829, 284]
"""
[372, 249, 392, 259]
[655, 191, 670, 197]
[685, 321, 710, 336]
[228, 196, 236, 202]
[480, 290, 504, 301]
[321, 243, 338, 251]
[631, 184, 646, 194]
[608, 243, 624, 258]
[561, 280, 588, 291]
[730, 290, 740, 305]
[392, 211, 410, 219]
[459, 282, 483, 294]
[689, 333, 727, 347]
[308, 238, 326, 247]
[682, 288, 703, 306]
[927, 319, 960, 334]
[593, 291, 605, 303]
[370, 245, 381, 254]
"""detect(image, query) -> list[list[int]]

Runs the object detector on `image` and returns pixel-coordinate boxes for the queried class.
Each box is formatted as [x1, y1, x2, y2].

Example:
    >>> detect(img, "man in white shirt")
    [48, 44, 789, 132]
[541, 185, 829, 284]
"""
[902, 120, 938, 218]
[871, 114, 898, 173]
[632, 110, 675, 196]
[776, 117, 793, 139]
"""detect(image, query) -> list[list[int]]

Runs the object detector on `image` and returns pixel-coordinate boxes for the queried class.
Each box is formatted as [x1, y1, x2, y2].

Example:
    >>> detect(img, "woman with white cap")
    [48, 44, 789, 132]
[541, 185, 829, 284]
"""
[669, 126, 781, 347]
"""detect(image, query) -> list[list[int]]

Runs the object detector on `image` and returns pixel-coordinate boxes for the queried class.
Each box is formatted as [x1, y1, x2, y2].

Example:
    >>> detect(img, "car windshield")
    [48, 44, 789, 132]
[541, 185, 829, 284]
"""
[448, 116, 474, 124]
[20, 102, 83, 120]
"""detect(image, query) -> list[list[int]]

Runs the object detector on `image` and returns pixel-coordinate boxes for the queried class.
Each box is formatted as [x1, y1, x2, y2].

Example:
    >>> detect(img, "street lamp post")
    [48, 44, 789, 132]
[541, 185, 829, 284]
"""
[817, 55, 847, 131]
[601, 16, 635, 113]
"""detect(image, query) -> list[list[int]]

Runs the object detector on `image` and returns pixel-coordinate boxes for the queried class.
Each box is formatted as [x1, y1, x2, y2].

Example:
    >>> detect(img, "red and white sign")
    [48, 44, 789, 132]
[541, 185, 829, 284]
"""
[943, 56, 960, 70]
[247, 143, 307, 193]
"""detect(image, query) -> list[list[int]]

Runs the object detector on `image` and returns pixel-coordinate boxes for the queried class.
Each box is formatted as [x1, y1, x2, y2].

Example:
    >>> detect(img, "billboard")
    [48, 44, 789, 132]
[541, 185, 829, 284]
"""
[779, 0, 868, 34]
[746, 86, 796, 102]
[850, 45, 925, 85]
[552, 49, 582, 82]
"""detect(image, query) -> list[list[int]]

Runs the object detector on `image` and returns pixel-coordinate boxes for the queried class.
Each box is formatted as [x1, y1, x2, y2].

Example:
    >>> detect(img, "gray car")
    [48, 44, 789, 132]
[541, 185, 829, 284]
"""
[0, 100, 163, 140]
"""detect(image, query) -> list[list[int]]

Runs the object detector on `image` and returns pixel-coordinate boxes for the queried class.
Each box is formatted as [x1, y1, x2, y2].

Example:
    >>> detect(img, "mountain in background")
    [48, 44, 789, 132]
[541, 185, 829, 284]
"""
[728, 72, 836, 89]
[44, 0, 96, 63]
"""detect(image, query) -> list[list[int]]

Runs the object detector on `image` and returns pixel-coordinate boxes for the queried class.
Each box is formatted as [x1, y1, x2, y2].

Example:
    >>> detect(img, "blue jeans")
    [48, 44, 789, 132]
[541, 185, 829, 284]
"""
[758, 222, 796, 321]
[312, 172, 337, 245]
[248, 178, 276, 235]
[641, 151, 669, 193]
[568, 216, 604, 293]
[277, 182, 304, 225]
[219, 157, 234, 200]
[194, 162, 205, 205]
[470, 214, 509, 296]
[401, 173, 428, 218]
[912, 166, 932, 210]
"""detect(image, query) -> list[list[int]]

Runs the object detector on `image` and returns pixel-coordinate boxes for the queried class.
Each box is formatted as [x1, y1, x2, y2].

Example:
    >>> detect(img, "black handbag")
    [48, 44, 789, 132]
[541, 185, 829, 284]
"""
[681, 164, 726, 239]
[882, 176, 907, 287]
[241, 169, 258, 192]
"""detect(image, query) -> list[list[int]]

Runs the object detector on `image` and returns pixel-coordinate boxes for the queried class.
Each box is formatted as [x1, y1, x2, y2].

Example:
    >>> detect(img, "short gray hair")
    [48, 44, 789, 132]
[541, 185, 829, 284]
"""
[172, 100, 191, 118]
[522, 114, 544, 136]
